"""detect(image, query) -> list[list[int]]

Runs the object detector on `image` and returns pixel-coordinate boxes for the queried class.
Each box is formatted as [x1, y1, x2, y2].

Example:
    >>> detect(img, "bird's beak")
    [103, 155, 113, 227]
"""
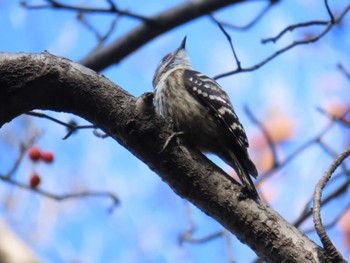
[178, 36, 187, 51]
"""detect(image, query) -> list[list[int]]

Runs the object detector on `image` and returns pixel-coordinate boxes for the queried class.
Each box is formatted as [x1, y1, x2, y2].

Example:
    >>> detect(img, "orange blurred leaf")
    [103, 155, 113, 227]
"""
[266, 115, 295, 143]
[323, 99, 347, 119]
[338, 210, 350, 248]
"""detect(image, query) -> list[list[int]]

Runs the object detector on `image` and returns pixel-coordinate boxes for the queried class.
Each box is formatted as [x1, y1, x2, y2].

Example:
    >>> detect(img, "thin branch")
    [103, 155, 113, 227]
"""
[262, 0, 335, 44]
[179, 203, 196, 245]
[261, 21, 328, 44]
[259, 103, 350, 227]
[214, 3, 350, 80]
[337, 63, 350, 81]
[223, 229, 234, 263]
[318, 139, 348, 169]
[211, 1, 277, 31]
[294, 171, 350, 228]
[78, 12, 120, 51]
[4, 132, 41, 179]
[313, 148, 350, 262]
[209, 14, 241, 70]
[79, 0, 242, 72]
[105, 0, 117, 11]
[25, 111, 95, 139]
[21, 0, 153, 22]
[257, 129, 324, 183]
[324, 0, 335, 23]
[179, 203, 224, 245]
[0, 174, 120, 212]
[244, 106, 279, 167]
[180, 230, 224, 244]
[317, 107, 350, 127]
[304, 203, 350, 234]
[315, 111, 350, 171]
[258, 106, 350, 183]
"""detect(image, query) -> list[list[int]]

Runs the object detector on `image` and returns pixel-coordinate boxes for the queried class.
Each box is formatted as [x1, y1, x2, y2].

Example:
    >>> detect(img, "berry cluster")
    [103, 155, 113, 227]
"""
[27, 146, 54, 188]
[28, 146, 54, 163]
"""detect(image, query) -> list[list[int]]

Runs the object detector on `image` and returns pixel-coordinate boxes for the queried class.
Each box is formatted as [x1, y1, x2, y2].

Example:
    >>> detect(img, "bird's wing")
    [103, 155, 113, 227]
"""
[182, 69, 249, 149]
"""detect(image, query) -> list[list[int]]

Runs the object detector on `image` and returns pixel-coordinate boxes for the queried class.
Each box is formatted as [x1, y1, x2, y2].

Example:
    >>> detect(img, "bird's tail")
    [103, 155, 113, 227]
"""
[226, 152, 260, 199]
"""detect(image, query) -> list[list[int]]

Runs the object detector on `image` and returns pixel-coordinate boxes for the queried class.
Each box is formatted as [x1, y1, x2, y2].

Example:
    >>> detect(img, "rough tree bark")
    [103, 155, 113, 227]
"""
[0, 53, 327, 262]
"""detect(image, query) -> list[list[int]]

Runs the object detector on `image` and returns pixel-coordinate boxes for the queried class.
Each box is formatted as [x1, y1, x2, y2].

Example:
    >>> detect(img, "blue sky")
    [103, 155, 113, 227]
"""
[1, 0, 350, 262]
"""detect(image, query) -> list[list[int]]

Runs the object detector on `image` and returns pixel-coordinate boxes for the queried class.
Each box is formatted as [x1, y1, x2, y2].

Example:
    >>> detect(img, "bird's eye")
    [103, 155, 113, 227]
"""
[161, 54, 172, 63]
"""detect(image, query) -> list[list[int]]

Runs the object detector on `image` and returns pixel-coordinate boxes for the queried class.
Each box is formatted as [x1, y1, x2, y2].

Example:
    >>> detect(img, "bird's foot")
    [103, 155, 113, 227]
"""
[160, 131, 185, 153]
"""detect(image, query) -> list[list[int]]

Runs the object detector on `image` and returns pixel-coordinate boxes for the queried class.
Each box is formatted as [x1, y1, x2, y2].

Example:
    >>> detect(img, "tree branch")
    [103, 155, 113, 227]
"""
[0, 52, 326, 262]
[22, 0, 152, 22]
[313, 148, 350, 262]
[214, 2, 350, 79]
[25, 111, 96, 139]
[210, 1, 277, 31]
[79, 0, 246, 72]
[337, 63, 350, 81]
[0, 174, 120, 212]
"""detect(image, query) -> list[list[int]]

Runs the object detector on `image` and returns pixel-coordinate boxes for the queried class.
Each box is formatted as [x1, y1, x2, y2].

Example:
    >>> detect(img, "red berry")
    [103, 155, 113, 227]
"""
[28, 146, 41, 161]
[29, 174, 41, 188]
[41, 151, 54, 163]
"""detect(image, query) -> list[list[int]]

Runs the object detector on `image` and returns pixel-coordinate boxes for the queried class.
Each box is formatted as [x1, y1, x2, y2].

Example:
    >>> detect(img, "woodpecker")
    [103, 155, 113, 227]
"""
[152, 37, 259, 198]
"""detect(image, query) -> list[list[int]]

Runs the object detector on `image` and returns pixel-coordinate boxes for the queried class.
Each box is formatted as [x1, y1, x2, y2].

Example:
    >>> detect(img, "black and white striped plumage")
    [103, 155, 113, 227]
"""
[152, 37, 259, 197]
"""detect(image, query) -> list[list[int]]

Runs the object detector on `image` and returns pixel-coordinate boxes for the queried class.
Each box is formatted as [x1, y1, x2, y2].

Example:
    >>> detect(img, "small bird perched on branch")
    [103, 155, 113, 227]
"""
[152, 37, 259, 198]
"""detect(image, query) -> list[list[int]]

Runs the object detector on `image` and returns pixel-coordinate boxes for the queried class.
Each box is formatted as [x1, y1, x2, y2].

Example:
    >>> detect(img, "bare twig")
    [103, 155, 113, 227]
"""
[25, 111, 95, 139]
[214, 3, 350, 80]
[257, 131, 321, 184]
[179, 203, 224, 245]
[258, 106, 350, 183]
[106, 0, 117, 11]
[261, 21, 328, 44]
[317, 107, 350, 127]
[78, 12, 120, 51]
[259, 105, 350, 228]
[209, 14, 241, 70]
[180, 230, 224, 244]
[0, 174, 120, 212]
[211, 2, 275, 31]
[304, 203, 350, 234]
[318, 140, 347, 169]
[79, 0, 241, 72]
[294, 171, 350, 228]
[313, 148, 350, 262]
[337, 63, 350, 81]
[324, 0, 335, 23]
[179, 203, 196, 245]
[262, 0, 335, 44]
[244, 106, 279, 167]
[223, 229, 234, 263]
[21, 0, 153, 22]
[4, 132, 41, 179]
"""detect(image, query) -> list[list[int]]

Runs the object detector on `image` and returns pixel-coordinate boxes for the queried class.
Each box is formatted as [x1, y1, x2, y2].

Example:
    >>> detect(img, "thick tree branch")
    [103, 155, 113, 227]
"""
[313, 148, 350, 262]
[79, 0, 245, 72]
[0, 52, 326, 262]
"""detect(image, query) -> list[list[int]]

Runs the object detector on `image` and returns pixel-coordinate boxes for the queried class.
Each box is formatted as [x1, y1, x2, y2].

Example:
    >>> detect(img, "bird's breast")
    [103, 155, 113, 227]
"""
[154, 72, 226, 152]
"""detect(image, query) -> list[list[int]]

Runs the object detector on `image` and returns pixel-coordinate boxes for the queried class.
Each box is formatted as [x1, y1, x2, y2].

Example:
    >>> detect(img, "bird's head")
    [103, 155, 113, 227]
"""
[153, 36, 191, 88]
